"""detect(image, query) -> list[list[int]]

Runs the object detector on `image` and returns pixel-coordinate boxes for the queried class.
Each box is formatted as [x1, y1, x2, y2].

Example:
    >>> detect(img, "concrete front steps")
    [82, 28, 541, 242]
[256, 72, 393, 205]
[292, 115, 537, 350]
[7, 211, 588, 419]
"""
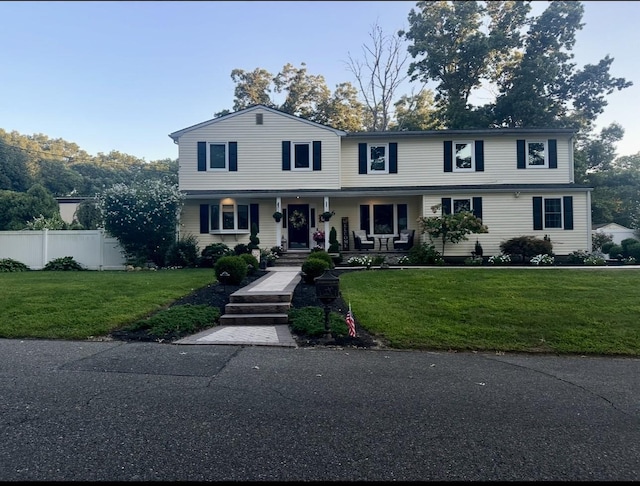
[273, 251, 308, 267]
[218, 270, 301, 326]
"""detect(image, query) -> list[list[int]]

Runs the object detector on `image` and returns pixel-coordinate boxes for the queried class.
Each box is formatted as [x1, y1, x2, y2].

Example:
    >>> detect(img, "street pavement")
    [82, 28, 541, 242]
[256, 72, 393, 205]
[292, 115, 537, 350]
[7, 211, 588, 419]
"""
[0, 338, 638, 481]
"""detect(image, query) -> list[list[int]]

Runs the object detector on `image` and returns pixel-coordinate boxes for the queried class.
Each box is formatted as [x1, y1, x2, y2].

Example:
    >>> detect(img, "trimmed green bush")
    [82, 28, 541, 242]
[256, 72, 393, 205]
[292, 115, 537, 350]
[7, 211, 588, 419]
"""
[307, 250, 334, 268]
[121, 304, 220, 338]
[0, 258, 30, 272]
[200, 243, 232, 268]
[214, 255, 248, 285]
[301, 257, 331, 284]
[233, 243, 249, 255]
[43, 256, 84, 271]
[239, 253, 259, 275]
[165, 234, 200, 268]
[408, 243, 443, 265]
[328, 226, 340, 253]
[247, 223, 260, 251]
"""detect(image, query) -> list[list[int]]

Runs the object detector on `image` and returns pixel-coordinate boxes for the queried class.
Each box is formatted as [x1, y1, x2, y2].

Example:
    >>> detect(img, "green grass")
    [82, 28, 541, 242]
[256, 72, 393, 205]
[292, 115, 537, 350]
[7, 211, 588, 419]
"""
[122, 304, 220, 338]
[339, 268, 640, 356]
[0, 270, 215, 340]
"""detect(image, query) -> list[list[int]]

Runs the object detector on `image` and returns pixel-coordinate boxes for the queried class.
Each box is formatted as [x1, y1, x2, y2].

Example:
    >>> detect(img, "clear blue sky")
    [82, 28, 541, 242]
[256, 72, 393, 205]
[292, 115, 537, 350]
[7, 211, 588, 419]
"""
[1, 1, 638, 162]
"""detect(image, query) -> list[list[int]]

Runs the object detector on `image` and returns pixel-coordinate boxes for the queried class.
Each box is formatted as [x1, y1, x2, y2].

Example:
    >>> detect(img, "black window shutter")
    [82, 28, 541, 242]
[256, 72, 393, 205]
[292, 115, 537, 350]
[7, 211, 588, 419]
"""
[199, 204, 209, 233]
[441, 197, 452, 215]
[313, 141, 321, 171]
[229, 142, 238, 171]
[533, 197, 543, 230]
[563, 196, 573, 230]
[250, 203, 259, 231]
[517, 140, 526, 169]
[398, 204, 408, 231]
[472, 197, 483, 220]
[444, 141, 453, 172]
[389, 142, 398, 173]
[282, 141, 291, 171]
[282, 208, 287, 229]
[359, 205, 370, 231]
[548, 139, 558, 169]
[197, 142, 206, 171]
[475, 140, 484, 172]
[358, 143, 367, 174]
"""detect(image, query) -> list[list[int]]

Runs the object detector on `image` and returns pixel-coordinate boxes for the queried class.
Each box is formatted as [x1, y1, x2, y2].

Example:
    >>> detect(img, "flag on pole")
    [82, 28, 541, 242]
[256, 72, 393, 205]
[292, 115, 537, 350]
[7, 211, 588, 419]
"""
[346, 302, 356, 337]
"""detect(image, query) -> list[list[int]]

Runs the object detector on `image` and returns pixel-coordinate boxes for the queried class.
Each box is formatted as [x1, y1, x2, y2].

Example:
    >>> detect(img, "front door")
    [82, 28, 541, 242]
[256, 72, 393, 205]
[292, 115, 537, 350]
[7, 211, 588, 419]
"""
[287, 204, 310, 250]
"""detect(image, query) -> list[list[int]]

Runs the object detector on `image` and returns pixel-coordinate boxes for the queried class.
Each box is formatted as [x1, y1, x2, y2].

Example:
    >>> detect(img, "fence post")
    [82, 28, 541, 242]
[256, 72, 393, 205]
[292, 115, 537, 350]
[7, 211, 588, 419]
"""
[41, 229, 48, 269]
[99, 229, 104, 271]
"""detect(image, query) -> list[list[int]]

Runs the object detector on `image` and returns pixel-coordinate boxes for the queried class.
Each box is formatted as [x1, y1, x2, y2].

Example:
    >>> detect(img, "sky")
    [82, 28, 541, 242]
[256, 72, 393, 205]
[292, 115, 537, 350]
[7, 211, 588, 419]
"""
[1, 1, 639, 162]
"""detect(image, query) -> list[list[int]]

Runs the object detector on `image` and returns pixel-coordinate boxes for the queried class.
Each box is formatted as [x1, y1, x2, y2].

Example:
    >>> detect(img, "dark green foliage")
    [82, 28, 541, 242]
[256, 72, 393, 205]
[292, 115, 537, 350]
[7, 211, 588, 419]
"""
[247, 223, 260, 250]
[307, 250, 334, 268]
[121, 304, 220, 338]
[233, 243, 249, 255]
[289, 307, 349, 337]
[239, 253, 259, 275]
[474, 240, 483, 256]
[0, 140, 31, 192]
[617, 239, 640, 260]
[372, 255, 386, 266]
[74, 199, 102, 230]
[165, 234, 200, 268]
[328, 226, 340, 253]
[601, 241, 616, 254]
[567, 250, 589, 264]
[408, 243, 443, 265]
[0, 258, 30, 272]
[200, 243, 232, 268]
[43, 256, 84, 271]
[500, 236, 553, 263]
[0, 184, 59, 230]
[607, 244, 624, 259]
[301, 257, 331, 284]
[214, 255, 248, 285]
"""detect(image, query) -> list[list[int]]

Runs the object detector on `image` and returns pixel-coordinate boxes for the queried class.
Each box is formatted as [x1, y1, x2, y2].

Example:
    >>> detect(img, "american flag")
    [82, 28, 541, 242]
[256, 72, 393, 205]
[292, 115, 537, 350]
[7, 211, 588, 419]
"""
[346, 302, 356, 337]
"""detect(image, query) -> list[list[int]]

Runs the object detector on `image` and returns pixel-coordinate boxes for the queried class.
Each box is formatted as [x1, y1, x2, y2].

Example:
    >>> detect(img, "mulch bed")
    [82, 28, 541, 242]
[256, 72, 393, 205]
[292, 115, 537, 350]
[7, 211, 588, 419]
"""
[110, 269, 383, 349]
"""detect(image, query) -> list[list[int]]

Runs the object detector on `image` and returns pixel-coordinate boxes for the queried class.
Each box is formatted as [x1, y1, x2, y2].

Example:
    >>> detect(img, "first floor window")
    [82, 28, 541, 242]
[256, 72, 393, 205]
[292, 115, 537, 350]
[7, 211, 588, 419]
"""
[544, 198, 562, 228]
[453, 198, 472, 213]
[528, 141, 547, 167]
[361, 203, 407, 234]
[369, 144, 388, 173]
[210, 202, 249, 231]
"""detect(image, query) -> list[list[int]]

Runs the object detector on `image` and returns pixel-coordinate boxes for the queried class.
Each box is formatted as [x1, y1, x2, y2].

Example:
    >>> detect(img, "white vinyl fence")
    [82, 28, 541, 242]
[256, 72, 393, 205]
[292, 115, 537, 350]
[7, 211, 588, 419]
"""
[0, 230, 126, 270]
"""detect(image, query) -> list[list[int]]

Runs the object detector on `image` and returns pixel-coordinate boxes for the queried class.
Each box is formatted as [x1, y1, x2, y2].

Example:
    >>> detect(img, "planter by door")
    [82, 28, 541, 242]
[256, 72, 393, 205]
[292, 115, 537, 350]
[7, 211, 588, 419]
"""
[287, 204, 310, 250]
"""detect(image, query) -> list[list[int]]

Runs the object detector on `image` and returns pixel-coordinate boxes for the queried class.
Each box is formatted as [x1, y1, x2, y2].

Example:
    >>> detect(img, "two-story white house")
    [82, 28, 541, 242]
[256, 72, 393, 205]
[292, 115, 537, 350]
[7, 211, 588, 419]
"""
[169, 104, 592, 258]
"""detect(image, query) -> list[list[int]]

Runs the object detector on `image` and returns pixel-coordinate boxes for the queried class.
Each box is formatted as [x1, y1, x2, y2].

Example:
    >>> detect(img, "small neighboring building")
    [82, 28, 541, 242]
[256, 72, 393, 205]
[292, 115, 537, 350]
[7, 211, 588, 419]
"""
[592, 222, 638, 246]
[56, 197, 87, 224]
[169, 104, 593, 257]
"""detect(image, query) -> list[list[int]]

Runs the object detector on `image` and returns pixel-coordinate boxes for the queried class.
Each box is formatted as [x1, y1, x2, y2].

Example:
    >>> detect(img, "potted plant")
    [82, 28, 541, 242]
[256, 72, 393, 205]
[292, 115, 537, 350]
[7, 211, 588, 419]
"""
[320, 210, 335, 222]
[272, 211, 283, 222]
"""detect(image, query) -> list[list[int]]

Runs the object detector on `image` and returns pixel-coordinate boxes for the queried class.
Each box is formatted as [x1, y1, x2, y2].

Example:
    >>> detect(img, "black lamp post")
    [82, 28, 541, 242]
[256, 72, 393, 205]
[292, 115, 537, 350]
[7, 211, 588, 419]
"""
[218, 271, 230, 293]
[315, 270, 340, 340]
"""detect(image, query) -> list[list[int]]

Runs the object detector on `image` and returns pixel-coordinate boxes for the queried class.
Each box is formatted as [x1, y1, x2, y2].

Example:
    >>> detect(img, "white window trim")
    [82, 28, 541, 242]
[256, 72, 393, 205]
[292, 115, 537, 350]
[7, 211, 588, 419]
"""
[209, 200, 250, 234]
[543, 197, 563, 229]
[527, 140, 548, 169]
[292, 141, 312, 171]
[453, 141, 475, 172]
[452, 197, 473, 214]
[367, 143, 389, 174]
[207, 142, 229, 171]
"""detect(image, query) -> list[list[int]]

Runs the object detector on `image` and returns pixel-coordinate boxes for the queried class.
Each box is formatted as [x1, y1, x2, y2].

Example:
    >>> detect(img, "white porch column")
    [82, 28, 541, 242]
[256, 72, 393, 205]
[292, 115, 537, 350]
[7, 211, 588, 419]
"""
[276, 197, 282, 248]
[323, 196, 330, 249]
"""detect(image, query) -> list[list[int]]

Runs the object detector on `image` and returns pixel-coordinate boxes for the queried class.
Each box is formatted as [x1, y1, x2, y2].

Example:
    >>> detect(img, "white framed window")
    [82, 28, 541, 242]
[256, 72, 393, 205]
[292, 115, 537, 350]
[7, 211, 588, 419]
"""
[210, 201, 249, 232]
[453, 198, 472, 214]
[208, 143, 228, 170]
[293, 142, 311, 171]
[527, 140, 548, 168]
[544, 198, 562, 228]
[454, 141, 474, 171]
[368, 144, 388, 174]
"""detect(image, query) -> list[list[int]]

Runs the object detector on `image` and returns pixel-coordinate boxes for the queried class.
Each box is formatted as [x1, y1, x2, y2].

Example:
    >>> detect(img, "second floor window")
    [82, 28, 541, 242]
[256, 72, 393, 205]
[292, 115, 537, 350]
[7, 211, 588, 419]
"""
[209, 143, 227, 169]
[454, 142, 474, 171]
[293, 142, 311, 170]
[527, 141, 547, 167]
[369, 144, 388, 173]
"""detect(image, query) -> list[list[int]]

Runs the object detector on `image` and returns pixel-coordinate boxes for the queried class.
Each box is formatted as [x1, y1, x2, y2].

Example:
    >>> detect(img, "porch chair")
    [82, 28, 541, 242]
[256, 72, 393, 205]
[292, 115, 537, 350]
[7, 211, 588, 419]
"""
[393, 229, 415, 251]
[353, 229, 375, 251]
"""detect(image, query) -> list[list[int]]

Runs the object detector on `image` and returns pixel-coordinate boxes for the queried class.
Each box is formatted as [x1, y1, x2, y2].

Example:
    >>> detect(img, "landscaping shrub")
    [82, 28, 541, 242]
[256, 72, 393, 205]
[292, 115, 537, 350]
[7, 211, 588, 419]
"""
[347, 255, 373, 267]
[0, 258, 30, 272]
[121, 304, 220, 338]
[607, 244, 624, 259]
[200, 243, 232, 268]
[301, 257, 331, 283]
[307, 250, 334, 268]
[567, 250, 589, 264]
[247, 223, 260, 251]
[499, 236, 553, 263]
[165, 234, 200, 268]
[214, 256, 248, 285]
[233, 243, 249, 255]
[601, 241, 616, 255]
[408, 242, 443, 265]
[43, 256, 84, 271]
[289, 306, 349, 337]
[487, 254, 511, 265]
[328, 226, 340, 253]
[621, 238, 640, 261]
[239, 253, 259, 275]
[530, 254, 555, 266]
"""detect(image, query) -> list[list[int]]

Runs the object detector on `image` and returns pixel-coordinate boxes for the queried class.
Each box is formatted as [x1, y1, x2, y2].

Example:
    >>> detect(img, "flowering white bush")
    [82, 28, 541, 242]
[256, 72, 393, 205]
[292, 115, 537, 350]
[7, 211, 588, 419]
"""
[97, 180, 184, 266]
[488, 254, 511, 265]
[397, 255, 410, 265]
[584, 255, 606, 266]
[347, 255, 373, 267]
[530, 254, 555, 266]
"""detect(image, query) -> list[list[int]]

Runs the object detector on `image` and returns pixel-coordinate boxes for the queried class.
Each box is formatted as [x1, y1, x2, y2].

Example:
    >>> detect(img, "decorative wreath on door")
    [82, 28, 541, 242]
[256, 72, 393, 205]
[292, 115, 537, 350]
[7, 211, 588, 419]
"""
[288, 210, 307, 229]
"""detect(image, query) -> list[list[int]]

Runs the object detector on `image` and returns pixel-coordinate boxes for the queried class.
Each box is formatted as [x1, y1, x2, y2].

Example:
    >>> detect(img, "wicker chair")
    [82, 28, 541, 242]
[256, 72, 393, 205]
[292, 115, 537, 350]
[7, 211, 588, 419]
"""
[353, 230, 375, 250]
[393, 229, 415, 250]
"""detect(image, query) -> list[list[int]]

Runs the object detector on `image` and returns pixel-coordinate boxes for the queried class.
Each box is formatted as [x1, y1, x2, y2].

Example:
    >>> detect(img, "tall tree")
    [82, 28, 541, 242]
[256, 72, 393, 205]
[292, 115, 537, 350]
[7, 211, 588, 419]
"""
[0, 139, 31, 191]
[346, 21, 409, 131]
[390, 89, 442, 131]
